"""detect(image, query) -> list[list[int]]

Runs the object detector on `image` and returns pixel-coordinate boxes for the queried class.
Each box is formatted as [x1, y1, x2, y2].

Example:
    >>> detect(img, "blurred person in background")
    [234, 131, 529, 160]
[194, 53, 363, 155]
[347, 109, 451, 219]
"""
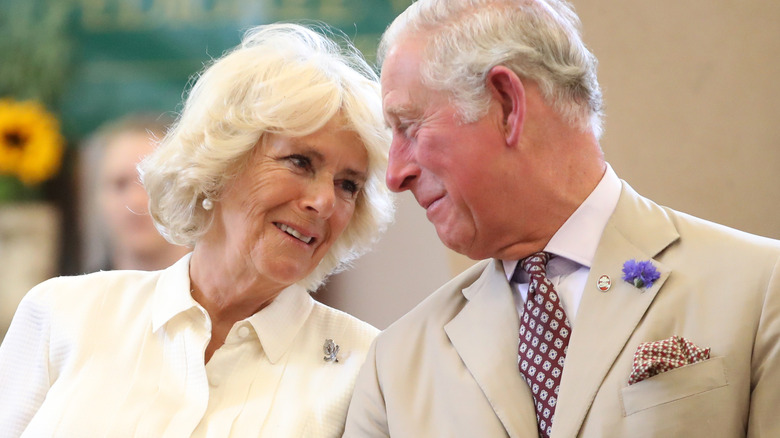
[79, 113, 190, 272]
[0, 22, 394, 437]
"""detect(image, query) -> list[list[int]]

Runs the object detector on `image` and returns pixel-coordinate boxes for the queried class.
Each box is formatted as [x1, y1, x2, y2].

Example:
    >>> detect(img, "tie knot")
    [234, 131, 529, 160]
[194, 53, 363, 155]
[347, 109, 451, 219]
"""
[521, 252, 551, 277]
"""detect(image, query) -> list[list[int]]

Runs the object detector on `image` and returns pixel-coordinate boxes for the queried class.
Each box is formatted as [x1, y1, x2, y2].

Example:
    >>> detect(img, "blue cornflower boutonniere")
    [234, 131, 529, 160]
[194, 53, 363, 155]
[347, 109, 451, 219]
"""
[622, 259, 661, 289]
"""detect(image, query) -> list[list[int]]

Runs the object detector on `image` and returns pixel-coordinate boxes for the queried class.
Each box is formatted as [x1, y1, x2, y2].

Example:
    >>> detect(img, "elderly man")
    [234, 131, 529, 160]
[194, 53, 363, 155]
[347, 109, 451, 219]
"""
[344, 0, 780, 437]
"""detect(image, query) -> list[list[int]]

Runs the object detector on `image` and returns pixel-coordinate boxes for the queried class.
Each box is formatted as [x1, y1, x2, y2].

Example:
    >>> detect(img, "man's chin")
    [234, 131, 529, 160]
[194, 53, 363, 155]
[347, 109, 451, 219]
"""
[436, 228, 479, 259]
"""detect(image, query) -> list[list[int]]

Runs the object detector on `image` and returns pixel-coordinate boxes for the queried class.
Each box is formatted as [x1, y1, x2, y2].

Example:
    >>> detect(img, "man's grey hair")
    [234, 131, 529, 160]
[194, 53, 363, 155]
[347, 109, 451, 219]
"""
[379, 0, 603, 138]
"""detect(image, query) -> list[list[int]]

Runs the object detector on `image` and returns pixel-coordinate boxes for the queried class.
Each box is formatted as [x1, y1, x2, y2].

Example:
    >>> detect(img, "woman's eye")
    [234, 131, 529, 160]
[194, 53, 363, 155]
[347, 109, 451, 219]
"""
[287, 154, 312, 171]
[338, 179, 361, 198]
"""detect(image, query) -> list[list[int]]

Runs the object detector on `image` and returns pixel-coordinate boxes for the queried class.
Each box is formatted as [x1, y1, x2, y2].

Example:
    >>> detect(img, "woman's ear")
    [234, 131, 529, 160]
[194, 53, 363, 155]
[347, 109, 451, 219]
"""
[486, 65, 525, 148]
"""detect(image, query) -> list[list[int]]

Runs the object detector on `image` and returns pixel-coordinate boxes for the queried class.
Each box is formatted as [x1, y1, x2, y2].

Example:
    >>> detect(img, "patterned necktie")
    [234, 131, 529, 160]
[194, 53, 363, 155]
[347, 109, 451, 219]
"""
[515, 252, 572, 438]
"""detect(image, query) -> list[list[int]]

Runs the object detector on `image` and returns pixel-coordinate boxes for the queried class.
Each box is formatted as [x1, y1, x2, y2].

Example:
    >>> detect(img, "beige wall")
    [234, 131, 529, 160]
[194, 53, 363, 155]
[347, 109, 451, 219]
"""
[322, 0, 780, 329]
[580, 0, 780, 241]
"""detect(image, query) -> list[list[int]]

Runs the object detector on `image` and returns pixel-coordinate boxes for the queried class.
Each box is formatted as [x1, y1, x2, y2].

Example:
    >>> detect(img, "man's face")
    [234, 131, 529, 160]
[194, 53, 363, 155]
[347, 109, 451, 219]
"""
[381, 36, 514, 260]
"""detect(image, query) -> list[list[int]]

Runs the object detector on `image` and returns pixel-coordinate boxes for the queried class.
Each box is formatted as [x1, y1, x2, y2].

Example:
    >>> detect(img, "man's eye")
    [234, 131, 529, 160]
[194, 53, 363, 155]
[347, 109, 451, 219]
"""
[399, 123, 418, 138]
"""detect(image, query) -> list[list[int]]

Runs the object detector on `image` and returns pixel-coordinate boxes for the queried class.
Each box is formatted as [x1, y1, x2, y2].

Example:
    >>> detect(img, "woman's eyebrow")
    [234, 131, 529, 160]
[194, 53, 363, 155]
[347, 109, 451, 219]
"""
[342, 168, 368, 183]
[289, 141, 367, 181]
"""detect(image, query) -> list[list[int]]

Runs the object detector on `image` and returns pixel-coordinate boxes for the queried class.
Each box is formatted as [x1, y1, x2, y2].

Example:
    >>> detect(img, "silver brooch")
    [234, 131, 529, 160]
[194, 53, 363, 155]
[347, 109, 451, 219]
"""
[323, 339, 339, 362]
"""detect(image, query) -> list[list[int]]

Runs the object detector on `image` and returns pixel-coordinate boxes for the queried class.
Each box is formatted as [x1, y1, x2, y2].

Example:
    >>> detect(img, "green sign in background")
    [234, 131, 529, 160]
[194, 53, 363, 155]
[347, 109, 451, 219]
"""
[1, 0, 410, 139]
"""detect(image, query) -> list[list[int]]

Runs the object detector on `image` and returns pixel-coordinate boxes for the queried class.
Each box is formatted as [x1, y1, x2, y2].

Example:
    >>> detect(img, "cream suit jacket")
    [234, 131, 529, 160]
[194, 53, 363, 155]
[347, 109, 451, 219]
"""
[344, 182, 780, 437]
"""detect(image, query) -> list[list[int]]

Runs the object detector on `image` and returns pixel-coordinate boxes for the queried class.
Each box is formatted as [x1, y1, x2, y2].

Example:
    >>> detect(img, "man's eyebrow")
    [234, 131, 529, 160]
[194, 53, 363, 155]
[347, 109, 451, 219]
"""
[383, 104, 416, 130]
[384, 102, 415, 120]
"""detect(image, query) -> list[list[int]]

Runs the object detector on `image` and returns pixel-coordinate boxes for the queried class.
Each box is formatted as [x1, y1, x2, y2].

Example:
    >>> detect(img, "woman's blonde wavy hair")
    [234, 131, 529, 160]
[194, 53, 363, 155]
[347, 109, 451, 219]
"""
[139, 22, 395, 291]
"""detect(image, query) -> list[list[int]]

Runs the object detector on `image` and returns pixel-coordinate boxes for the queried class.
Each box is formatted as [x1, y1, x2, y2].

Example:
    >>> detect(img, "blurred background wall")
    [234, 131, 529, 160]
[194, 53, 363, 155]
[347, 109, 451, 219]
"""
[0, 0, 777, 338]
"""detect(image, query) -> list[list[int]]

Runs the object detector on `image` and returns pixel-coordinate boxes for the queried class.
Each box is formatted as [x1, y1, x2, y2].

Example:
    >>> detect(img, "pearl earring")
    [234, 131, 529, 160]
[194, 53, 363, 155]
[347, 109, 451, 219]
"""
[202, 198, 214, 211]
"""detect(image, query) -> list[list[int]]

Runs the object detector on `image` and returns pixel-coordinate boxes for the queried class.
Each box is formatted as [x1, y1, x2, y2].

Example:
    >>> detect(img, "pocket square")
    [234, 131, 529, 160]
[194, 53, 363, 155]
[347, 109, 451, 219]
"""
[627, 336, 711, 385]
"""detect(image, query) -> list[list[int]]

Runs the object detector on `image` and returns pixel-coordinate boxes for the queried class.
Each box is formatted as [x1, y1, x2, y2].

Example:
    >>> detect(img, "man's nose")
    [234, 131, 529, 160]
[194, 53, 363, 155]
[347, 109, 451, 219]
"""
[385, 136, 419, 192]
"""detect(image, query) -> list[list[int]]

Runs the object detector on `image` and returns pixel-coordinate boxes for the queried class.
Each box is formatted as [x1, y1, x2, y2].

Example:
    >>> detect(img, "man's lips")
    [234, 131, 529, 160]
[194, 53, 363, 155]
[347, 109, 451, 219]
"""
[419, 194, 444, 211]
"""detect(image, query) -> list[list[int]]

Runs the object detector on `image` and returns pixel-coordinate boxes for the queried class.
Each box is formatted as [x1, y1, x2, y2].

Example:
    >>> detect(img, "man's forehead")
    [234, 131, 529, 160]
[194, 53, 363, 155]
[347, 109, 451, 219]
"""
[380, 43, 424, 118]
[381, 66, 416, 118]
[380, 34, 425, 82]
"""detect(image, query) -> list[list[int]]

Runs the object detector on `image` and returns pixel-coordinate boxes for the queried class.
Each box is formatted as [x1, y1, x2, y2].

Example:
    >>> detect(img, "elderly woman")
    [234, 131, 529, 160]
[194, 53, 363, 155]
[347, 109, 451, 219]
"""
[0, 23, 393, 436]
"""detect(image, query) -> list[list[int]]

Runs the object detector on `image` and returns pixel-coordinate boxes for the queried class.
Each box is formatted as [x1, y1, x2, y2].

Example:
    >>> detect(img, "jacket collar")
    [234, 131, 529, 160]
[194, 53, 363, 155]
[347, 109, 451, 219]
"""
[445, 259, 541, 438]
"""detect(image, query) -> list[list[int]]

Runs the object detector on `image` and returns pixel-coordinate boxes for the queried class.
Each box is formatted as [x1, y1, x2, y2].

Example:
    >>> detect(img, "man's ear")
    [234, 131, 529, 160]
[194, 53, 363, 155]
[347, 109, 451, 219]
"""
[486, 65, 525, 147]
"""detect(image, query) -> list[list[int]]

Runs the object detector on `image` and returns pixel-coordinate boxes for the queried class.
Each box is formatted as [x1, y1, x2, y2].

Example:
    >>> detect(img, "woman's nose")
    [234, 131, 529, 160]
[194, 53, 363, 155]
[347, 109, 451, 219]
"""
[302, 177, 336, 218]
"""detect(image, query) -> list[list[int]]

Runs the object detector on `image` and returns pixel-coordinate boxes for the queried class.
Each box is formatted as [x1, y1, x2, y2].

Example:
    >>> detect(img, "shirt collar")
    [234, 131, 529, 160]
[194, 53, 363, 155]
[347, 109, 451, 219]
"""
[503, 163, 621, 280]
[152, 253, 199, 333]
[246, 284, 314, 364]
[152, 254, 315, 364]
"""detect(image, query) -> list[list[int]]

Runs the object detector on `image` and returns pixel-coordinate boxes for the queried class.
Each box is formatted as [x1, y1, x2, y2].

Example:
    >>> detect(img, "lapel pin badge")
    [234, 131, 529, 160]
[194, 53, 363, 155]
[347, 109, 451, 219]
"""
[323, 339, 339, 363]
[597, 275, 611, 292]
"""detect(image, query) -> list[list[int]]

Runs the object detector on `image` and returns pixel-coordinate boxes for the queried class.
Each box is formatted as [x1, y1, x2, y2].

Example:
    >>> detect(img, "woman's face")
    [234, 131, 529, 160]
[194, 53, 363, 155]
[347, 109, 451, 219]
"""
[212, 117, 368, 290]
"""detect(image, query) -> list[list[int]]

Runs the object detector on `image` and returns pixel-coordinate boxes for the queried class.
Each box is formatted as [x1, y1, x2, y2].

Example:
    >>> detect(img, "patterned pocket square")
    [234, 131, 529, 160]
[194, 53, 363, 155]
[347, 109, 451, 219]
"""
[628, 336, 711, 385]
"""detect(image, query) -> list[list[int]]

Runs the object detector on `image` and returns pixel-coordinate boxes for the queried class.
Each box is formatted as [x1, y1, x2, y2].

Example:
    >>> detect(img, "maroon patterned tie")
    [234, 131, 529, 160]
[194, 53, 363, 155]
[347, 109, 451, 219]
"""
[516, 252, 571, 438]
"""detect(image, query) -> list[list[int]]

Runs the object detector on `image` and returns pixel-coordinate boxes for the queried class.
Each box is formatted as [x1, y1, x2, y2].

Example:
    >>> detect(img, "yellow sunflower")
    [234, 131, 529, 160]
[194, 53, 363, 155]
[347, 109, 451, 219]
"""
[0, 98, 64, 185]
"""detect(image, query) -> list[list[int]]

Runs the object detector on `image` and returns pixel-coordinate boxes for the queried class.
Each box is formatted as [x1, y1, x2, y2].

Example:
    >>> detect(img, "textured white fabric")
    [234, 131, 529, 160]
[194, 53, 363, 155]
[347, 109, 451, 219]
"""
[0, 254, 378, 438]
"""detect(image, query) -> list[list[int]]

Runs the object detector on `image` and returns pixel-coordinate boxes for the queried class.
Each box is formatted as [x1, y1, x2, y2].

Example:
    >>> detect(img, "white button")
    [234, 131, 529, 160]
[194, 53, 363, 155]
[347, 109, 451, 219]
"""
[237, 326, 250, 339]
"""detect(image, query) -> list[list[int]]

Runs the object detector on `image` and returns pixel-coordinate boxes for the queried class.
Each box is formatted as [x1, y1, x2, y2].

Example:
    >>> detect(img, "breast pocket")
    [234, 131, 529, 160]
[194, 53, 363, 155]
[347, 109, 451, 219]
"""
[621, 356, 728, 416]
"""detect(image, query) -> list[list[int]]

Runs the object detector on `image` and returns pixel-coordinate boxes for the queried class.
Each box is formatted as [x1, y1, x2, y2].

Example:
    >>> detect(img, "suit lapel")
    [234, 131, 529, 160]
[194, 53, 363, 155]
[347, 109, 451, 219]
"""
[445, 259, 539, 438]
[552, 183, 679, 438]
